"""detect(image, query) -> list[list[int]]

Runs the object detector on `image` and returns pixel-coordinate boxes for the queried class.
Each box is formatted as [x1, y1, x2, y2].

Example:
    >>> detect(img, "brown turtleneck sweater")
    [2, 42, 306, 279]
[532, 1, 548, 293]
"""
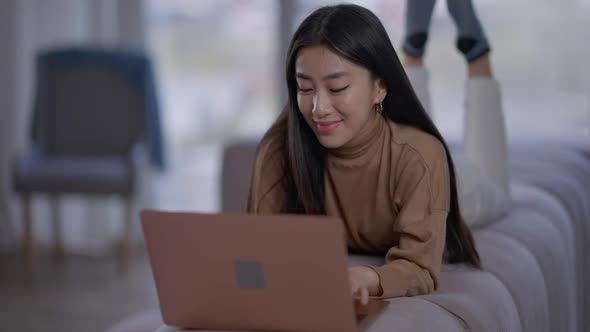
[247, 113, 450, 298]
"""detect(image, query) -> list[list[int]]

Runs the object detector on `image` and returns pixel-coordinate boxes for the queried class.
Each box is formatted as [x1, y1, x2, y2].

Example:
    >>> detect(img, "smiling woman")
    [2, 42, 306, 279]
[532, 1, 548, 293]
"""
[246, 4, 480, 303]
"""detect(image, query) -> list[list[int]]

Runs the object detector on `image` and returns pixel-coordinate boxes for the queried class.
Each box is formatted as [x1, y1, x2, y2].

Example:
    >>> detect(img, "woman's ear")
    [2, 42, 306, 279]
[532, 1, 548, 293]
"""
[373, 78, 387, 103]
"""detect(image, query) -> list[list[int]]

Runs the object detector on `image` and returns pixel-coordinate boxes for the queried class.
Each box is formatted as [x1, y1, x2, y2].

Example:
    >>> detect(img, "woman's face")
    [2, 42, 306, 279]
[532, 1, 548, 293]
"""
[295, 46, 386, 149]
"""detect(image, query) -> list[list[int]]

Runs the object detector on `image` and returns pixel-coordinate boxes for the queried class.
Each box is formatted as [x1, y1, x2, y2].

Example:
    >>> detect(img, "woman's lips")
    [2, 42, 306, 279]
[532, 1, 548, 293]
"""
[316, 120, 342, 134]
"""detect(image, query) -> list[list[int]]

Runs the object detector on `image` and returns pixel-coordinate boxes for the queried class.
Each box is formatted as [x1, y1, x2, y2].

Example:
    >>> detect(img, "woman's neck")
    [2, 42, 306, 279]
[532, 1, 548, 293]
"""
[327, 112, 386, 165]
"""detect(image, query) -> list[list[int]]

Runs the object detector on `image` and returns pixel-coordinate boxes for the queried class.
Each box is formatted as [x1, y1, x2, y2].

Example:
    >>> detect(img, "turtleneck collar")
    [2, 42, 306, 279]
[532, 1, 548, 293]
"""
[327, 112, 387, 167]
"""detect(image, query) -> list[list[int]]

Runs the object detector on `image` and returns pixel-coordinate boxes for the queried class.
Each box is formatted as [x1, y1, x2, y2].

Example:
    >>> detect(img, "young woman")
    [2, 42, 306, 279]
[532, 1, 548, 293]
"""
[247, 4, 480, 304]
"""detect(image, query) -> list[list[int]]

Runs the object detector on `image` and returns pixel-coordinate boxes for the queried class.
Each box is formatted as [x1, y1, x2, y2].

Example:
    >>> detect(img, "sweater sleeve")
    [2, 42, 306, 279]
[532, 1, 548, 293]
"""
[367, 143, 450, 298]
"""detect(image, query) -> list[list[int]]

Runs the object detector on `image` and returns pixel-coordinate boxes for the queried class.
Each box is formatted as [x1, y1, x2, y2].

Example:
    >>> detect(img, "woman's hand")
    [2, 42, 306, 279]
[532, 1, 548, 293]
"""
[348, 266, 383, 305]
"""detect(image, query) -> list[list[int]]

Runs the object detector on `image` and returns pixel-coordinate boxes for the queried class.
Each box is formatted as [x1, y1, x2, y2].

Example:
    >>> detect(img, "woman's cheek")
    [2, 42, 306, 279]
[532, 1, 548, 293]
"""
[297, 95, 313, 116]
[331, 94, 352, 117]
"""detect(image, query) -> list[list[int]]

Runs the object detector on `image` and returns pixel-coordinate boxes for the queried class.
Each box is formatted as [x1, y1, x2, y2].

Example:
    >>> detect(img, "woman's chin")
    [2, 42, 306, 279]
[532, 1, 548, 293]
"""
[316, 134, 347, 149]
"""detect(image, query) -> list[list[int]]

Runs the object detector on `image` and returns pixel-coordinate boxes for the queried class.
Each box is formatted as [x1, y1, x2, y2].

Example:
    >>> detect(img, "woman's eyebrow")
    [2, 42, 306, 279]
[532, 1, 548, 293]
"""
[295, 71, 351, 81]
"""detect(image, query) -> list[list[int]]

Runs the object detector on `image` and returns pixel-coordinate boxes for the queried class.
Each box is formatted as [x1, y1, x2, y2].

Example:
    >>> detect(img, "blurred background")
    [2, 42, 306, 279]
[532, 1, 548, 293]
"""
[0, 0, 588, 331]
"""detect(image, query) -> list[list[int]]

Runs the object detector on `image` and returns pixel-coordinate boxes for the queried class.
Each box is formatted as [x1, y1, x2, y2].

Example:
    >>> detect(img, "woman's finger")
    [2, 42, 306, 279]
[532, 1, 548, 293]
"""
[350, 281, 359, 296]
[360, 287, 369, 305]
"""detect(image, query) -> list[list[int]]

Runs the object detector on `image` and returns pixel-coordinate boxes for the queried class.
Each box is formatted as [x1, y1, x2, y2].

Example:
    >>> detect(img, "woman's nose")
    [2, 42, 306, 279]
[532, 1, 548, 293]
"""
[312, 91, 331, 117]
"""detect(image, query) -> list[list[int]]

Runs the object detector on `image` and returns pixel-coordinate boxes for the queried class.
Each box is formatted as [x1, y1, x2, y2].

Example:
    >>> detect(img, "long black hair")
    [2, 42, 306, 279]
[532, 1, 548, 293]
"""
[257, 4, 480, 268]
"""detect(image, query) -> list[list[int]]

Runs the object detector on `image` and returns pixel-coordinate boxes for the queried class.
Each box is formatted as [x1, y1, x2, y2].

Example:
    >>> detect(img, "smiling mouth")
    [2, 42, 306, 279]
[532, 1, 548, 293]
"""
[316, 120, 342, 134]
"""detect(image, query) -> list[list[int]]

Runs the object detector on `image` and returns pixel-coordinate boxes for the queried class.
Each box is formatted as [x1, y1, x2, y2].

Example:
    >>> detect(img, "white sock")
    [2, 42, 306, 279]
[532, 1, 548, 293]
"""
[404, 66, 432, 118]
[463, 77, 510, 197]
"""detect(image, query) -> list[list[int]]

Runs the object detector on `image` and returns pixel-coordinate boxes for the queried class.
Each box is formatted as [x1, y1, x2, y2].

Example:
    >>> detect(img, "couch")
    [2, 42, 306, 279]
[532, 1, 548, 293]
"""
[108, 137, 590, 332]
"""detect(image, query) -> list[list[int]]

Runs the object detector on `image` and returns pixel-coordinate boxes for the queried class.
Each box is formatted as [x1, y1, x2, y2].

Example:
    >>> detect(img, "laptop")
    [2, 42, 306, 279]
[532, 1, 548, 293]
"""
[141, 210, 388, 332]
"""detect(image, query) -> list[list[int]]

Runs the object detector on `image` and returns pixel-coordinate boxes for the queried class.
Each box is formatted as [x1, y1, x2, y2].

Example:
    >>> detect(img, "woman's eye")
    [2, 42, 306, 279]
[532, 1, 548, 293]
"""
[330, 85, 349, 93]
[297, 87, 313, 93]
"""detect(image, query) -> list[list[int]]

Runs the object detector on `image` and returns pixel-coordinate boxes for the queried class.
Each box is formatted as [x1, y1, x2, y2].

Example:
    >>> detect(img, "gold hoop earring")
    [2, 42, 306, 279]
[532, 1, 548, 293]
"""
[376, 102, 383, 114]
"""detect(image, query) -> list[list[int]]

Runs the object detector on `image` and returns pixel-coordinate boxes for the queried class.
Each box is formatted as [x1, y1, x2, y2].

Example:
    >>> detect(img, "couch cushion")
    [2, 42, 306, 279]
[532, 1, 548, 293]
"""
[489, 189, 576, 332]
[473, 230, 549, 332]
[220, 139, 259, 212]
[508, 147, 590, 331]
[422, 267, 520, 332]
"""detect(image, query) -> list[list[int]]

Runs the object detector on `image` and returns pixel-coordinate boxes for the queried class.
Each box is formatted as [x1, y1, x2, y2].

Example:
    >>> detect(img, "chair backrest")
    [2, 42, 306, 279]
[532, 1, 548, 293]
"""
[31, 48, 150, 157]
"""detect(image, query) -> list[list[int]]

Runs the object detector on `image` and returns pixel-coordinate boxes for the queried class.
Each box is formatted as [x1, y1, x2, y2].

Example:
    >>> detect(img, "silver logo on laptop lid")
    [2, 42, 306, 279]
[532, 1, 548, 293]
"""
[234, 260, 266, 289]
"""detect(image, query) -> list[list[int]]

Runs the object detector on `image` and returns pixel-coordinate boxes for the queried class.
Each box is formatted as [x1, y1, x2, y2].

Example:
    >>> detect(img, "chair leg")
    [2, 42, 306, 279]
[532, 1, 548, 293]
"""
[118, 196, 135, 272]
[50, 194, 65, 260]
[22, 194, 33, 272]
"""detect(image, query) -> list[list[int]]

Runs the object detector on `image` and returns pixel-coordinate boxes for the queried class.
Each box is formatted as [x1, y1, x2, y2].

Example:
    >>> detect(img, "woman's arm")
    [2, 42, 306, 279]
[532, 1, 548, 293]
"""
[366, 140, 450, 298]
